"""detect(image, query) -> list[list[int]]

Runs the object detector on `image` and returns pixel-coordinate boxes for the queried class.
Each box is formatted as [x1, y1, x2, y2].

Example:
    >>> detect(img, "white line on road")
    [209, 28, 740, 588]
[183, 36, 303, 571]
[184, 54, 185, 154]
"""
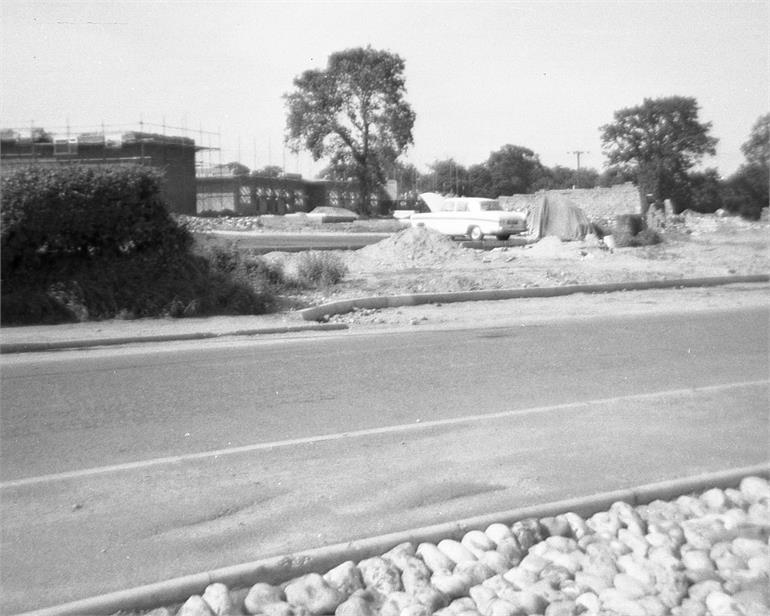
[2, 380, 767, 489]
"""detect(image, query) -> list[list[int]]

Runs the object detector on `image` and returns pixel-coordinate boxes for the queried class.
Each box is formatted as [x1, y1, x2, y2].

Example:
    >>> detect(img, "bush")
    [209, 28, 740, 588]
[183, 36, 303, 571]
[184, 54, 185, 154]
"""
[294, 251, 348, 287]
[613, 227, 662, 248]
[1, 165, 272, 324]
[204, 244, 285, 293]
[1, 165, 191, 279]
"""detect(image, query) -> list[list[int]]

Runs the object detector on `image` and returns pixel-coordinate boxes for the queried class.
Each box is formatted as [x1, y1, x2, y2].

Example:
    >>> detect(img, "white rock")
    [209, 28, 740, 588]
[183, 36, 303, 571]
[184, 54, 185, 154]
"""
[705, 590, 745, 616]
[495, 586, 548, 614]
[675, 598, 707, 616]
[462, 530, 496, 558]
[454, 560, 495, 586]
[740, 476, 770, 503]
[599, 590, 647, 616]
[400, 556, 432, 594]
[612, 572, 648, 599]
[574, 572, 610, 594]
[261, 603, 309, 616]
[412, 585, 449, 612]
[377, 591, 415, 616]
[688, 580, 724, 602]
[176, 595, 215, 616]
[485, 523, 515, 546]
[724, 488, 748, 509]
[493, 537, 523, 566]
[468, 584, 497, 614]
[484, 598, 522, 616]
[416, 543, 455, 573]
[437, 539, 478, 565]
[431, 571, 474, 600]
[617, 527, 649, 557]
[358, 556, 402, 595]
[748, 553, 770, 572]
[518, 553, 549, 576]
[324, 560, 364, 598]
[542, 599, 577, 616]
[562, 512, 590, 541]
[543, 536, 578, 553]
[574, 591, 600, 613]
[480, 550, 512, 574]
[284, 573, 344, 615]
[511, 519, 543, 551]
[382, 542, 416, 571]
[682, 549, 715, 571]
[502, 566, 538, 590]
[700, 488, 728, 511]
[732, 537, 768, 560]
[334, 589, 378, 616]
[201, 583, 234, 616]
[637, 596, 668, 616]
[244, 582, 285, 614]
[610, 501, 647, 535]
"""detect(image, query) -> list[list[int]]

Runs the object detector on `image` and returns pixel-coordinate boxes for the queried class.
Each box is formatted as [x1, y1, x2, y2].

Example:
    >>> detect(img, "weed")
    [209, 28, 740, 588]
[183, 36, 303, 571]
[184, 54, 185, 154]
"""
[294, 251, 348, 287]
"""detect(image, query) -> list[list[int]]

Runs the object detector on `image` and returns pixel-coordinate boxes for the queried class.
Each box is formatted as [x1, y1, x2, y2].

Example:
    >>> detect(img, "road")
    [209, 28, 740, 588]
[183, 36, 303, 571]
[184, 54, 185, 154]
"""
[1, 307, 768, 613]
[196, 231, 528, 252]
[200, 231, 390, 252]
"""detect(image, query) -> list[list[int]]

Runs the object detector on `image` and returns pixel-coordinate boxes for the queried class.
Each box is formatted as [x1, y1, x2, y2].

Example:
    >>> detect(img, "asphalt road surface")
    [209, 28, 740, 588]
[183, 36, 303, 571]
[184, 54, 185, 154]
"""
[1, 307, 768, 613]
[200, 231, 389, 252]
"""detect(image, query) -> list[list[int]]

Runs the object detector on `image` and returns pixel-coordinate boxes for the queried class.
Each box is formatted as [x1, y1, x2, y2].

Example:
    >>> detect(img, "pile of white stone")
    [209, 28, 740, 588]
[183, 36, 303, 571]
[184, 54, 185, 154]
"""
[156, 476, 769, 616]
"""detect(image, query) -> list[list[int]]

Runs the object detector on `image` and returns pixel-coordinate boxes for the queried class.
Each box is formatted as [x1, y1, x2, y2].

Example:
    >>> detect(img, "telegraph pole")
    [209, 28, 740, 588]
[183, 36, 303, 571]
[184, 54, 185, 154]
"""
[568, 150, 589, 188]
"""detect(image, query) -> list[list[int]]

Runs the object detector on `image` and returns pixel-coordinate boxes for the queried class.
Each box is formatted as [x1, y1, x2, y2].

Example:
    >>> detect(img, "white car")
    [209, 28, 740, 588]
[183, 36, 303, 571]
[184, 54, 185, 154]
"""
[409, 192, 527, 241]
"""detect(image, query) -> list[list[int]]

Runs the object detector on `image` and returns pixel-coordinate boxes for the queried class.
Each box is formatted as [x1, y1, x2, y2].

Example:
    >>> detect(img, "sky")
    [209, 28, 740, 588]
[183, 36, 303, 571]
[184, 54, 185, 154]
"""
[1, 0, 767, 180]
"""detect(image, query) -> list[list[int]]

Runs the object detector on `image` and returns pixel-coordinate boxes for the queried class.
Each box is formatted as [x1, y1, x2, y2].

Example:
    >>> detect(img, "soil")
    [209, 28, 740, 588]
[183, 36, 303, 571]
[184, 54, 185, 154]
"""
[5, 212, 765, 347]
[254, 212, 769, 326]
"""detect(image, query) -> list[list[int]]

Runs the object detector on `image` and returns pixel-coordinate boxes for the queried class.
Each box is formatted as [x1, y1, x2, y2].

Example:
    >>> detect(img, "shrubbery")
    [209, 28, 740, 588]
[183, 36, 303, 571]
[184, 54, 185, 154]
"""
[613, 227, 662, 248]
[1, 165, 271, 324]
[294, 251, 348, 286]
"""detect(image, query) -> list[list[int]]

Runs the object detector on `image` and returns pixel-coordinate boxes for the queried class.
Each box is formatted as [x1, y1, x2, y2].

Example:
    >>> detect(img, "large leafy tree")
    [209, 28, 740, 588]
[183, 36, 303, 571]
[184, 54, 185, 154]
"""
[723, 113, 769, 219]
[600, 96, 717, 214]
[284, 46, 416, 215]
[417, 158, 468, 195]
[485, 144, 545, 196]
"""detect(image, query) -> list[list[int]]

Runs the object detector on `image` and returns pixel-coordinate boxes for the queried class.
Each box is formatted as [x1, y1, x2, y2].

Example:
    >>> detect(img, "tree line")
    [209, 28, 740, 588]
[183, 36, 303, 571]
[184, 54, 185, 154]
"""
[283, 46, 767, 219]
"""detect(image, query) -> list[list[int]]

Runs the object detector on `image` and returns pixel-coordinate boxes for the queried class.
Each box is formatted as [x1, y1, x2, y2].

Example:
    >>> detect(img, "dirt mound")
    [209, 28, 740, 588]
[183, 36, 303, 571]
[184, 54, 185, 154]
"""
[350, 226, 465, 270]
[521, 235, 587, 259]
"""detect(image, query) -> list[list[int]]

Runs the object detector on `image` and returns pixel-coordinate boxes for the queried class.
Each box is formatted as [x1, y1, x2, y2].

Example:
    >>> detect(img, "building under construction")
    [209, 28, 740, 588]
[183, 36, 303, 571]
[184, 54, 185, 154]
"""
[0, 125, 204, 215]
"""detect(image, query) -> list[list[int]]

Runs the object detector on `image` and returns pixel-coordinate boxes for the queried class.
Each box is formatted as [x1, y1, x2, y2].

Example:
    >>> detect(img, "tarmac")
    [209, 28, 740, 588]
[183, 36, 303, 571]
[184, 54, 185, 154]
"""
[3, 275, 769, 615]
[1, 274, 768, 355]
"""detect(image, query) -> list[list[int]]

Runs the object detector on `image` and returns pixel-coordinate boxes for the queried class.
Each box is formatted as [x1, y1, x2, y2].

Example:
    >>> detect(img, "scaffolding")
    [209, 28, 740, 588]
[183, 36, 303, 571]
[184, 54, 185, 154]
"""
[0, 119, 222, 175]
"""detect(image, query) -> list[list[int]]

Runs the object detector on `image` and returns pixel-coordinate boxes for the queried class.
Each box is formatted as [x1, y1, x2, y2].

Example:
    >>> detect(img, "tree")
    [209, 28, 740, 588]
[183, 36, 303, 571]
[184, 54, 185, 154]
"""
[417, 158, 468, 195]
[600, 96, 717, 215]
[284, 46, 415, 215]
[485, 144, 545, 196]
[688, 169, 724, 213]
[251, 165, 283, 178]
[531, 165, 600, 191]
[723, 113, 770, 219]
[467, 163, 494, 197]
[741, 113, 770, 168]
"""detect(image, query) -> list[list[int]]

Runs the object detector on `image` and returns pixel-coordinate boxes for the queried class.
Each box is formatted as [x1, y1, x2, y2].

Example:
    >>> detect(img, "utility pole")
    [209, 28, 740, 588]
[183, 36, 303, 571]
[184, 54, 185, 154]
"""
[568, 150, 589, 188]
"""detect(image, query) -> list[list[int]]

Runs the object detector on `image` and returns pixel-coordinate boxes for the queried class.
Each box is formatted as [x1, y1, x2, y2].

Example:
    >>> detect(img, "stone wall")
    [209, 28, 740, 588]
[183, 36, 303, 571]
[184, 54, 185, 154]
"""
[498, 183, 643, 222]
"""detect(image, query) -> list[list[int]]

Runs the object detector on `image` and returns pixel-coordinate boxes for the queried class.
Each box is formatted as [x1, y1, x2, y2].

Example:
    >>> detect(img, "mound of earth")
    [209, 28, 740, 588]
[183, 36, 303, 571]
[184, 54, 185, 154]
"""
[350, 226, 465, 270]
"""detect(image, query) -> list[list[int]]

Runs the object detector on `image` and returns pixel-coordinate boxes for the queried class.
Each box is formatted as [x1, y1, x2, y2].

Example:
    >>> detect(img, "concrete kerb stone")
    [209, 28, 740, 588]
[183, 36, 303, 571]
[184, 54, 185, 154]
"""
[0, 323, 349, 355]
[17, 462, 770, 616]
[297, 274, 770, 321]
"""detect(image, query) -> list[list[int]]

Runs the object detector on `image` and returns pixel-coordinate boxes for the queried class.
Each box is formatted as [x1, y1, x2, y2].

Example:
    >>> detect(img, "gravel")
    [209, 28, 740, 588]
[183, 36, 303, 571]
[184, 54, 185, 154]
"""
[141, 476, 769, 616]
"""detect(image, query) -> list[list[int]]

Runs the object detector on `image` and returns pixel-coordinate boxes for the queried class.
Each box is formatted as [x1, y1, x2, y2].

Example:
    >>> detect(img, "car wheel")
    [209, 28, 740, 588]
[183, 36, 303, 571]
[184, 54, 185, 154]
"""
[468, 226, 484, 241]
[495, 234, 510, 241]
